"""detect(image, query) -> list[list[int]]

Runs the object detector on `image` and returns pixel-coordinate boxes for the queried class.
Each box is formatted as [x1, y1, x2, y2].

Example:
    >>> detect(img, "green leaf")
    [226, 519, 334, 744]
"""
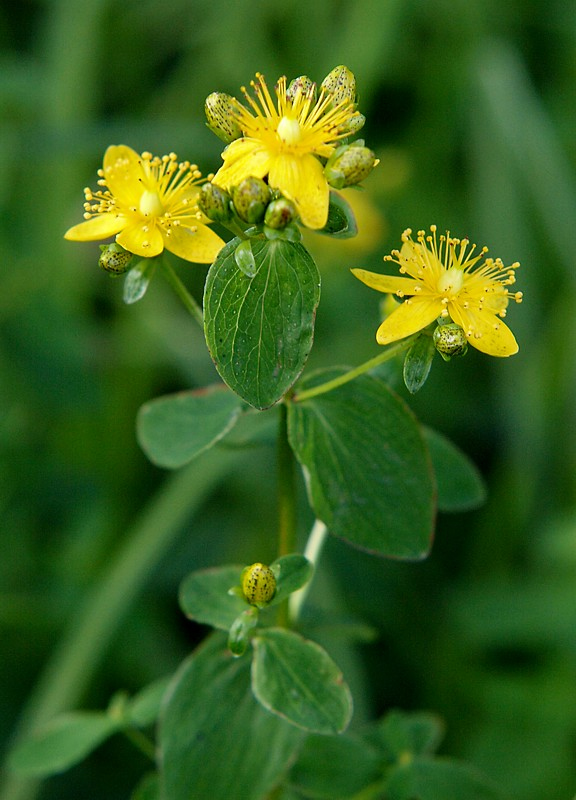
[204, 236, 321, 409]
[251, 628, 353, 734]
[288, 371, 435, 559]
[403, 334, 436, 394]
[123, 258, 156, 304]
[318, 191, 358, 239]
[377, 709, 445, 760]
[179, 565, 248, 630]
[159, 634, 303, 800]
[131, 773, 161, 800]
[424, 427, 486, 512]
[269, 554, 313, 605]
[136, 385, 243, 469]
[290, 733, 382, 798]
[127, 676, 172, 728]
[8, 712, 121, 776]
[386, 756, 504, 800]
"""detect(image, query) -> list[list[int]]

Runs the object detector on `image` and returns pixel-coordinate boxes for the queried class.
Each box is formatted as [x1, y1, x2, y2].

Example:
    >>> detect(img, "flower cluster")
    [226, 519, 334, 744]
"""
[207, 66, 376, 230]
[64, 145, 224, 263]
[352, 226, 523, 357]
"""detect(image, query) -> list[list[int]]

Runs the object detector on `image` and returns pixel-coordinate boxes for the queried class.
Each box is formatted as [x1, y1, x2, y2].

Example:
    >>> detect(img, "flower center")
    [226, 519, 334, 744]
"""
[437, 267, 464, 296]
[139, 189, 164, 218]
[277, 115, 302, 145]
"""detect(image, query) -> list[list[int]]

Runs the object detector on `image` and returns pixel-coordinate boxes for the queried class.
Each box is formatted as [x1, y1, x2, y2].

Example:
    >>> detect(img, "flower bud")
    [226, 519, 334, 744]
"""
[264, 197, 297, 229]
[241, 563, 276, 607]
[433, 322, 468, 361]
[198, 181, 232, 222]
[287, 75, 316, 103]
[340, 112, 365, 136]
[231, 176, 271, 224]
[98, 243, 134, 275]
[324, 144, 377, 189]
[205, 92, 243, 143]
[321, 65, 356, 105]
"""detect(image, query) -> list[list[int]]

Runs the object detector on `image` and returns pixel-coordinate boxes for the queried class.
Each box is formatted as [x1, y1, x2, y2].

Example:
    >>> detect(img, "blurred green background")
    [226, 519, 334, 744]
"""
[1, 0, 576, 798]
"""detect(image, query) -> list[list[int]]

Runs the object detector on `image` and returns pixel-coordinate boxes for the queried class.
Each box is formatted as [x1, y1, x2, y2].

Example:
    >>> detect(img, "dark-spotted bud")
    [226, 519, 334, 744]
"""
[241, 563, 276, 607]
[231, 176, 271, 224]
[324, 144, 378, 189]
[321, 65, 356, 106]
[287, 75, 316, 103]
[433, 322, 469, 361]
[198, 181, 232, 222]
[205, 92, 243, 143]
[264, 197, 297, 229]
[340, 112, 366, 136]
[98, 243, 133, 275]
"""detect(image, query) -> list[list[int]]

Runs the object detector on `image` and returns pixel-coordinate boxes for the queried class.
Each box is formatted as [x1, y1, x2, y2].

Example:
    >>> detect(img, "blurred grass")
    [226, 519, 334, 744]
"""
[1, 1, 575, 798]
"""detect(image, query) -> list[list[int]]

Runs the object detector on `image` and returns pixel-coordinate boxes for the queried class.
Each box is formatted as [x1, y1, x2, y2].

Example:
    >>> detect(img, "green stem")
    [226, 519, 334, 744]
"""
[277, 403, 297, 559]
[160, 258, 204, 327]
[123, 728, 157, 763]
[276, 403, 297, 627]
[288, 519, 328, 623]
[293, 336, 417, 403]
[223, 219, 250, 240]
[0, 447, 244, 800]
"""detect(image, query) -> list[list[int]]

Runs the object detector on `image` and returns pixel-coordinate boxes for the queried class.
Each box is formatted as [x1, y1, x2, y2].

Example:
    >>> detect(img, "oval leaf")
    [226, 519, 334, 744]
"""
[123, 258, 156, 304]
[386, 756, 504, 800]
[251, 628, 353, 734]
[403, 334, 436, 394]
[318, 191, 358, 239]
[159, 634, 303, 800]
[269, 554, 313, 605]
[424, 427, 486, 512]
[179, 565, 247, 630]
[136, 385, 243, 468]
[204, 237, 321, 409]
[9, 712, 120, 776]
[288, 371, 435, 559]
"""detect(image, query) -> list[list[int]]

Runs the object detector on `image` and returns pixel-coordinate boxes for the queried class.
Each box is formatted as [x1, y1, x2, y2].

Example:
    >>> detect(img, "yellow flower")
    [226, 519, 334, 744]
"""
[64, 145, 224, 263]
[212, 72, 362, 230]
[352, 226, 523, 357]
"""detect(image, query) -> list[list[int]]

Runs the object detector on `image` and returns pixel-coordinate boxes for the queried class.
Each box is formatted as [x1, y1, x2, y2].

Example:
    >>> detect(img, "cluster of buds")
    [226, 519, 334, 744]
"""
[199, 177, 298, 233]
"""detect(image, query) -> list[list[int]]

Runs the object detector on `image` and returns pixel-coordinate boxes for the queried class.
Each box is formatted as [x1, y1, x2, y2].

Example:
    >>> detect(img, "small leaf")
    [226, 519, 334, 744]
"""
[131, 772, 161, 800]
[228, 608, 259, 656]
[234, 239, 257, 277]
[123, 258, 156, 304]
[127, 676, 172, 728]
[288, 370, 435, 559]
[159, 633, 303, 800]
[179, 564, 248, 630]
[8, 713, 121, 776]
[318, 191, 358, 239]
[424, 427, 486, 512]
[290, 733, 382, 798]
[269, 554, 313, 605]
[377, 709, 445, 760]
[136, 385, 243, 469]
[204, 236, 321, 409]
[386, 756, 504, 800]
[403, 334, 436, 394]
[252, 628, 353, 734]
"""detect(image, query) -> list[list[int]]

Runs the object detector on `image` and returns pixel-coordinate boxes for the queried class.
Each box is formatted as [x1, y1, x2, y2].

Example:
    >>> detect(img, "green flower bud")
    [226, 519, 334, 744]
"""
[287, 75, 316, 103]
[198, 181, 232, 222]
[241, 563, 276, 607]
[340, 112, 366, 136]
[231, 176, 271, 224]
[324, 144, 377, 189]
[98, 243, 134, 275]
[433, 323, 469, 361]
[205, 92, 243, 143]
[264, 197, 297, 229]
[321, 65, 357, 105]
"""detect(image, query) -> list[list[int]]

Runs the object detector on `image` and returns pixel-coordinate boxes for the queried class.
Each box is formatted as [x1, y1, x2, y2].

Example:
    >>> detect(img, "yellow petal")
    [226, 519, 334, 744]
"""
[164, 224, 225, 264]
[269, 153, 328, 229]
[213, 139, 272, 190]
[103, 145, 143, 207]
[450, 304, 519, 357]
[351, 268, 420, 296]
[376, 297, 443, 345]
[117, 221, 164, 258]
[64, 214, 126, 241]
